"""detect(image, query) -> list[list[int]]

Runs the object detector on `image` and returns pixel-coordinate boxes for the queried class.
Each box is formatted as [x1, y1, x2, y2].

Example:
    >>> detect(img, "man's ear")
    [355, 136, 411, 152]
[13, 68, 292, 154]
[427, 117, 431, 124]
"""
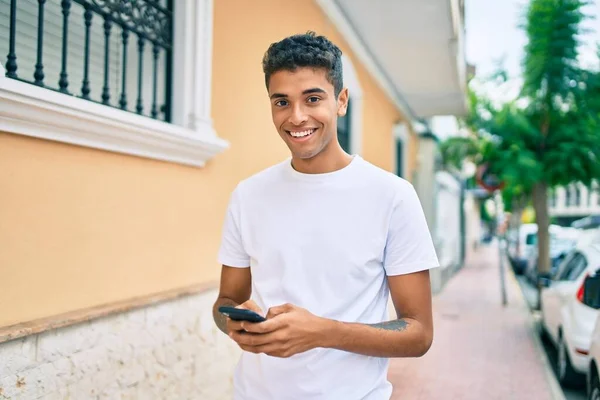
[337, 88, 349, 117]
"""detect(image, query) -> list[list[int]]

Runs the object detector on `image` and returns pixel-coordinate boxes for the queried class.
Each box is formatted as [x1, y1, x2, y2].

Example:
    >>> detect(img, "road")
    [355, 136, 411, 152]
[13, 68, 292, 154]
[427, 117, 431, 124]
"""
[515, 275, 587, 400]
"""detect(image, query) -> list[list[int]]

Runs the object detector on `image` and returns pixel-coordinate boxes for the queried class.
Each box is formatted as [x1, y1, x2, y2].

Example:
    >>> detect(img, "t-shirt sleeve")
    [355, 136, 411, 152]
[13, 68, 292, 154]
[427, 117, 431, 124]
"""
[217, 187, 251, 268]
[384, 183, 440, 276]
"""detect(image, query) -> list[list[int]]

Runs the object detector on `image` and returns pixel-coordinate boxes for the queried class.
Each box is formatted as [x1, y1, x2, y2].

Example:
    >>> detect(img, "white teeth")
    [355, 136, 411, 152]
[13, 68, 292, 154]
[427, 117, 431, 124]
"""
[289, 129, 314, 137]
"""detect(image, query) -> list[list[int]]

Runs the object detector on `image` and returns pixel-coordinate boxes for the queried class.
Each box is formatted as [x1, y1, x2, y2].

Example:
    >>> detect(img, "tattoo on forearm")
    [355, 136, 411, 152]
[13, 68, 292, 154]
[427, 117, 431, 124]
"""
[368, 319, 410, 332]
[213, 299, 238, 335]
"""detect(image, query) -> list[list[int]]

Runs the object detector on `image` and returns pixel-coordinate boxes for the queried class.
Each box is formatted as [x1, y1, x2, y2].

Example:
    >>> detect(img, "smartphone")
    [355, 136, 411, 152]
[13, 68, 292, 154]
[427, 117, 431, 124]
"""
[218, 306, 266, 323]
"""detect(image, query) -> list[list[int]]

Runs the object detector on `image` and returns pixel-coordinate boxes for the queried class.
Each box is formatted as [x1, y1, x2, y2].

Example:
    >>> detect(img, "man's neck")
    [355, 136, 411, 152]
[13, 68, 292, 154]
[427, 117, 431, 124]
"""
[291, 148, 354, 174]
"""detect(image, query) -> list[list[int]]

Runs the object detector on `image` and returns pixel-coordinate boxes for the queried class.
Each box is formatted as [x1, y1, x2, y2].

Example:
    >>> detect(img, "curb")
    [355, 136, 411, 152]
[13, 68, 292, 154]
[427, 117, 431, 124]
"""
[504, 254, 567, 400]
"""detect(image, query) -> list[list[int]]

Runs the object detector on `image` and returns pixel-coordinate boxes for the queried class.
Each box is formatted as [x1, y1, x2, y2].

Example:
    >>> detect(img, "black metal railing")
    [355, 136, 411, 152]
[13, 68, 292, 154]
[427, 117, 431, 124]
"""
[3, 0, 173, 122]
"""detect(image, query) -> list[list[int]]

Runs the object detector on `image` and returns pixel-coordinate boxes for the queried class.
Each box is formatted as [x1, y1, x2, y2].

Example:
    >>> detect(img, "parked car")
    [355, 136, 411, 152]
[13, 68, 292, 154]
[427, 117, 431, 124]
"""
[540, 242, 600, 387]
[524, 228, 579, 284]
[586, 271, 600, 399]
[507, 223, 538, 274]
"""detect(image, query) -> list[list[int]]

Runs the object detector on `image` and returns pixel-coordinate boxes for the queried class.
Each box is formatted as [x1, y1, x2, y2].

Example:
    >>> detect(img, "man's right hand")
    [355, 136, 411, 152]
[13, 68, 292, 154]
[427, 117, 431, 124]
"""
[226, 300, 264, 335]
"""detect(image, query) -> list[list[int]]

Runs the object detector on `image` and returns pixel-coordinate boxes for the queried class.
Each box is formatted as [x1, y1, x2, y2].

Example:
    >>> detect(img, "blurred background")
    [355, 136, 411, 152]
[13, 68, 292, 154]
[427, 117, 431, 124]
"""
[0, 0, 599, 399]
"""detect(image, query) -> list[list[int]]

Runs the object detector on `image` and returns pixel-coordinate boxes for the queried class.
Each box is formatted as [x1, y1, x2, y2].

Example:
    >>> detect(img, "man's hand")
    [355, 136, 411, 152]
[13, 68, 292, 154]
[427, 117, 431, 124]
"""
[229, 303, 329, 358]
[226, 299, 264, 335]
[219, 269, 434, 359]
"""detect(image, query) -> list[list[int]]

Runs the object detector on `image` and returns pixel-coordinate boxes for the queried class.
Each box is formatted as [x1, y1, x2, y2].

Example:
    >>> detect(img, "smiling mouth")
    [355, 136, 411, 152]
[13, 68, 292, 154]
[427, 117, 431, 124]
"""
[286, 128, 316, 139]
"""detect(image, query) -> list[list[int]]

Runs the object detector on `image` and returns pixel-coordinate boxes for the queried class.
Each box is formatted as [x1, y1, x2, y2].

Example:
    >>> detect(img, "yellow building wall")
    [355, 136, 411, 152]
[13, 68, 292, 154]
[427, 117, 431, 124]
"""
[0, 133, 228, 327]
[407, 127, 420, 181]
[212, 0, 404, 173]
[0, 0, 409, 328]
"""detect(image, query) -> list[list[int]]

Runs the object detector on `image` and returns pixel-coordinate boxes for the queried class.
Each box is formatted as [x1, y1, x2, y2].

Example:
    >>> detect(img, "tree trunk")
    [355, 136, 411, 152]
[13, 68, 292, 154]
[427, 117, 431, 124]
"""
[532, 182, 550, 310]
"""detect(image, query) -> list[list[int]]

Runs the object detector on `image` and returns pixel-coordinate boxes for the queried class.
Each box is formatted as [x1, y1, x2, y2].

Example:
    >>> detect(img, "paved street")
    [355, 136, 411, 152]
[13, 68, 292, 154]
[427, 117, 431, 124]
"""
[388, 243, 560, 400]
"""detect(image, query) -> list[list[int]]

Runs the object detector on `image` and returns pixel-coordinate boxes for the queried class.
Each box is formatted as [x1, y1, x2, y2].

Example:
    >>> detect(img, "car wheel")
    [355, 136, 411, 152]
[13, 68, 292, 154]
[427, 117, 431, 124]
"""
[557, 335, 584, 387]
[591, 371, 600, 400]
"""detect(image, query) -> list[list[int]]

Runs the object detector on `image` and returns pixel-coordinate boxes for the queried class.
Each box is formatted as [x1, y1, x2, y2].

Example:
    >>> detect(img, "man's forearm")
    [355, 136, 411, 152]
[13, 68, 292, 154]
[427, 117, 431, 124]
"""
[320, 318, 432, 358]
[212, 297, 238, 335]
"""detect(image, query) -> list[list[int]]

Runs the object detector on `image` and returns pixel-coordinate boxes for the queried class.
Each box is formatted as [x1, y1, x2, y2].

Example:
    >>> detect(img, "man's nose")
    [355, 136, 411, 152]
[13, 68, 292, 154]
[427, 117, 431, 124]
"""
[289, 104, 308, 125]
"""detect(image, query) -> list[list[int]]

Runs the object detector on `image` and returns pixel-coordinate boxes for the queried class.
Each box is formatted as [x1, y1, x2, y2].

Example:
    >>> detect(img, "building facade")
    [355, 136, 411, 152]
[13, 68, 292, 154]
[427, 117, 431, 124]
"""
[0, 0, 466, 398]
[549, 182, 600, 226]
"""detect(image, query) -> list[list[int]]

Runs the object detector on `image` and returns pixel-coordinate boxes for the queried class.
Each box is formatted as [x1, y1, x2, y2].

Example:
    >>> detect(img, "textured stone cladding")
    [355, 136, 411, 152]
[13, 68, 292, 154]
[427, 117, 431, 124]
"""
[0, 289, 241, 399]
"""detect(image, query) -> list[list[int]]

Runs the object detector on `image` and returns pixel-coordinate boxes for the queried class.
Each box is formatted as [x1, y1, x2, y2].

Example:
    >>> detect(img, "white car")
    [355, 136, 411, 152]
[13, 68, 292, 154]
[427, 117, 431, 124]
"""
[507, 223, 538, 274]
[508, 223, 569, 275]
[524, 227, 579, 284]
[586, 273, 600, 400]
[540, 241, 600, 387]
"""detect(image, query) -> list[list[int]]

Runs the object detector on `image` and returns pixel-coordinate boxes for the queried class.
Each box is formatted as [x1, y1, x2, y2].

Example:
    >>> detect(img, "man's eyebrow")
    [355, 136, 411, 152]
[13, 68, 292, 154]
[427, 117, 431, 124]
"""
[269, 88, 327, 99]
[302, 88, 326, 95]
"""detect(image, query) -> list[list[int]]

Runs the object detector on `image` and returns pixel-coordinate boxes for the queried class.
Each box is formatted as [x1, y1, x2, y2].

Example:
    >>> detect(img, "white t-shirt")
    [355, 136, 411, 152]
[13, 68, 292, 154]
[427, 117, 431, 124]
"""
[218, 155, 439, 400]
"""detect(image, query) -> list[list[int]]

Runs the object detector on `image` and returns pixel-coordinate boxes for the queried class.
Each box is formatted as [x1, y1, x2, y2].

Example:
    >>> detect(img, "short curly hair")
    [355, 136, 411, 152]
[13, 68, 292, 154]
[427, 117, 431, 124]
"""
[262, 32, 344, 96]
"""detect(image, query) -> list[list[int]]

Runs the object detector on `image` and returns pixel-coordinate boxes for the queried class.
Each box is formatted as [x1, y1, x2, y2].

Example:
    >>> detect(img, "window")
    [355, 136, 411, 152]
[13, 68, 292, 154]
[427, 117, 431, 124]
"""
[575, 185, 582, 207]
[337, 98, 351, 153]
[567, 255, 587, 280]
[395, 139, 404, 177]
[0, 0, 227, 167]
[549, 190, 557, 208]
[583, 272, 600, 309]
[554, 252, 574, 279]
[1, 0, 172, 121]
[393, 122, 409, 179]
[565, 186, 572, 207]
[525, 233, 537, 245]
[556, 253, 588, 281]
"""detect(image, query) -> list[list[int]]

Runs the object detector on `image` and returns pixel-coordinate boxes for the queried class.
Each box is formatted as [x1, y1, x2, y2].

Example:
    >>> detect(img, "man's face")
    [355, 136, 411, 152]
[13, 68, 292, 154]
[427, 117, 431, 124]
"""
[268, 68, 348, 160]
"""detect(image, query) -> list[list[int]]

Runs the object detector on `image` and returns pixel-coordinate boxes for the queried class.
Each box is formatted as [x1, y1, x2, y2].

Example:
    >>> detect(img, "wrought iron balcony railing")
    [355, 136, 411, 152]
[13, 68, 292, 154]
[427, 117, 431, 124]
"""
[2, 0, 173, 122]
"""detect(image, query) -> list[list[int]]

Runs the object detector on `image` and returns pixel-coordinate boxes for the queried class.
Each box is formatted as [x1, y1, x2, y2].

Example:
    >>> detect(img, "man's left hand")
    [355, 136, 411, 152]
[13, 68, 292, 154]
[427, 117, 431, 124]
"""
[229, 303, 330, 358]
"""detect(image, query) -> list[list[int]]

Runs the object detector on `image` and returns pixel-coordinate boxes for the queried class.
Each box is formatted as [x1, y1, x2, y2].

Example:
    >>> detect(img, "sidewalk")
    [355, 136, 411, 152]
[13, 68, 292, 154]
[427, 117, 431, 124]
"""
[388, 243, 559, 400]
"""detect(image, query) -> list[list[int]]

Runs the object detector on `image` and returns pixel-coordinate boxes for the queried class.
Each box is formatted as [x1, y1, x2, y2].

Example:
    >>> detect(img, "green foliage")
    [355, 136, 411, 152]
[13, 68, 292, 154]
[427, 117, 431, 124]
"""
[483, 102, 542, 193]
[522, 0, 600, 187]
[439, 136, 480, 170]
[480, 200, 493, 222]
[442, 0, 600, 201]
[440, 91, 538, 213]
[522, 0, 587, 104]
[440, 0, 599, 280]
[502, 183, 529, 213]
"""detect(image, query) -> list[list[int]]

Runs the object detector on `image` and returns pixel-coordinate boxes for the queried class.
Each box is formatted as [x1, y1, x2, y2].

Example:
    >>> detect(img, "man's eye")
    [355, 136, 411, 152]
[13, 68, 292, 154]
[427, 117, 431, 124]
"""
[307, 97, 320, 103]
[275, 100, 288, 107]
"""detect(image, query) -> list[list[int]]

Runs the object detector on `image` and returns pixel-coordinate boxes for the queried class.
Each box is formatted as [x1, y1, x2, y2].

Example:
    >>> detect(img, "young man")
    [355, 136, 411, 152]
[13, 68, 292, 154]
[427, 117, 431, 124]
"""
[213, 32, 439, 400]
